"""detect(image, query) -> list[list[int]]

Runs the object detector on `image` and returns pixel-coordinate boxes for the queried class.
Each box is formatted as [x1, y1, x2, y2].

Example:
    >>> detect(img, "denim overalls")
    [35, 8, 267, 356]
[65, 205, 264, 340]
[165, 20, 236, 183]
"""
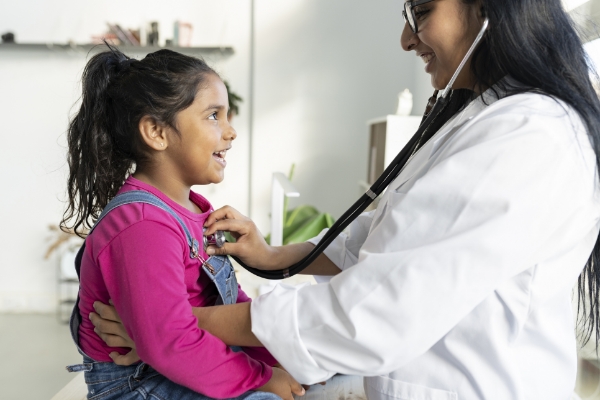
[66, 191, 279, 400]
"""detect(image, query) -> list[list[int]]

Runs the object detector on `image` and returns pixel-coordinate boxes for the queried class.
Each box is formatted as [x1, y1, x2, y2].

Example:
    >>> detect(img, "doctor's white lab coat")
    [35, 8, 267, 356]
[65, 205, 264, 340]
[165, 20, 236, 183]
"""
[251, 86, 600, 399]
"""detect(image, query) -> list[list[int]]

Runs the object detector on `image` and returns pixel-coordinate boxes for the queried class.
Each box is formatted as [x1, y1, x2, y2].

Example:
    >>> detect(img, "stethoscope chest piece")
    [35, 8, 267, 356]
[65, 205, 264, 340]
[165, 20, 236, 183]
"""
[203, 228, 226, 251]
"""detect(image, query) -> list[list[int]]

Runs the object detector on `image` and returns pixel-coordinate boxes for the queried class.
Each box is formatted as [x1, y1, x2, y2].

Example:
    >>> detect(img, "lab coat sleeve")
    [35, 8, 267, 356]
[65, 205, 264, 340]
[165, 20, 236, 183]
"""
[307, 211, 375, 283]
[251, 97, 598, 384]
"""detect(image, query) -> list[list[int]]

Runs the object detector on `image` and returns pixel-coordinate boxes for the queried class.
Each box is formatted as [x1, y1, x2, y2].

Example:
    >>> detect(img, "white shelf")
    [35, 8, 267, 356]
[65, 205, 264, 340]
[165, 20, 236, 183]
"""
[0, 43, 234, 57]
[366, 115, 421, 185]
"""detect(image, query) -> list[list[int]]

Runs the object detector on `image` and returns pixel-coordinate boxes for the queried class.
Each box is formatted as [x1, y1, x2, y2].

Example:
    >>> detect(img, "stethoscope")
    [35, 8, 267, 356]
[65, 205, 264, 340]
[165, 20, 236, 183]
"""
[209, 19, 490, 280]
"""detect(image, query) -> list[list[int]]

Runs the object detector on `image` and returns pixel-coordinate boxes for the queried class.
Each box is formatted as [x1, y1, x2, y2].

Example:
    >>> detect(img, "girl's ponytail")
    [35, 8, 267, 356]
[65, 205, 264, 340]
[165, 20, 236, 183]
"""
[61, 46, 216, 237]
[62, 50, 129, 236]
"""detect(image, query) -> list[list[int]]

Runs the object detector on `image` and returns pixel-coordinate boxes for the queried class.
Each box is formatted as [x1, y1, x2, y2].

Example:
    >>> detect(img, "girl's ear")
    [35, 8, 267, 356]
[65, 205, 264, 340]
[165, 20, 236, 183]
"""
[138, 115, 169, 151]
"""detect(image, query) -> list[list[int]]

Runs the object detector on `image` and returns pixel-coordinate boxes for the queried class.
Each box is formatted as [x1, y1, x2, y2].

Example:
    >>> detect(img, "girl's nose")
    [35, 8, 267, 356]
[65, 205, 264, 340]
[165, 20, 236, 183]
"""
[225, 125, 237, 141]
[400, 23, 419, 52]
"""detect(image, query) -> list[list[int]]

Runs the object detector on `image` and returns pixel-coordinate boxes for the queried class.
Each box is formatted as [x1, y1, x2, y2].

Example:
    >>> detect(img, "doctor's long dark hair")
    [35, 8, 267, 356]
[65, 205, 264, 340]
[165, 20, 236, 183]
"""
[448, 0, 600, 347]
[60, 46, 216, 237]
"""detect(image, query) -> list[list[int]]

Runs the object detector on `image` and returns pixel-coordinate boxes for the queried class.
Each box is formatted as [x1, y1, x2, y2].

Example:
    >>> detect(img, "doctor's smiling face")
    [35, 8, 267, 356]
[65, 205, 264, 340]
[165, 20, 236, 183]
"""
[401, 0, 484, 91]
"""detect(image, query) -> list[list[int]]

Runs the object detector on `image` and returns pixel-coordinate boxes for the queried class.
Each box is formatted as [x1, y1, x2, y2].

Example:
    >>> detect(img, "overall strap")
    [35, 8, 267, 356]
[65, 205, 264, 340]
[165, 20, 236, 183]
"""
[75, 191, 202, 279]
[69, 190, 202, 352]
[92, 191, 194, 246]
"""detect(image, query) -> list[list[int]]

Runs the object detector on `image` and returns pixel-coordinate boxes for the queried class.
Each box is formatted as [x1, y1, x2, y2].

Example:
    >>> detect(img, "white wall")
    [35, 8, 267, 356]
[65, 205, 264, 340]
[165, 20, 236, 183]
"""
[0, 0, 430, 312]
[0, 0, 251, 312]
[250, 0, 431, 232]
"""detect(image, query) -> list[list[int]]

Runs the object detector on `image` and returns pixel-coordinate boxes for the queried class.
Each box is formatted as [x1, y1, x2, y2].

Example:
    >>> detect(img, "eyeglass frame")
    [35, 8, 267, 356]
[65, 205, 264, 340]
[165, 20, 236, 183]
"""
[402, 0, 436, 34]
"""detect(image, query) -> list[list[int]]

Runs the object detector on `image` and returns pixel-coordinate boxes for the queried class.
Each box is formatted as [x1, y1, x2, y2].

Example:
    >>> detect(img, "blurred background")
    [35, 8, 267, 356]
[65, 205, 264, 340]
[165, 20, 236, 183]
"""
[1, 0, 600, 398]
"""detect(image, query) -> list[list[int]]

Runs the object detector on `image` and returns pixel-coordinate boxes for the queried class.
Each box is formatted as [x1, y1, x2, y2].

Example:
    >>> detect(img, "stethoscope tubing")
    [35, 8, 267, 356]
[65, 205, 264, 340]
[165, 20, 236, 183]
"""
[232, 96, 449, 279]
[233, 19, 489, 280]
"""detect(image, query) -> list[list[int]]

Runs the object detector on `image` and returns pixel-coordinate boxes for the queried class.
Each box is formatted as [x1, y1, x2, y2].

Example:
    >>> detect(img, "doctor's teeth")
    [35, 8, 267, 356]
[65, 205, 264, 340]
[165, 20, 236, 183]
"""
[422, 54, 433, 64]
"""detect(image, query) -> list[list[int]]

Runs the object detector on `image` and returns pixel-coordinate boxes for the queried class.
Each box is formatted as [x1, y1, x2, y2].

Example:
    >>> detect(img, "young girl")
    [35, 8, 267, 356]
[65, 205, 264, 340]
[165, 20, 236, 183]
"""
[61, 46, 303, 400]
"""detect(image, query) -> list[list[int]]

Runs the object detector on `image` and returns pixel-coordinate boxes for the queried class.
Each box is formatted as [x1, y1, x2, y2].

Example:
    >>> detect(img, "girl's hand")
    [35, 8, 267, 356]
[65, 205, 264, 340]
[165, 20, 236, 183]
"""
[90, 300, 140, 366]
[257, 367, 305, 400]
[274, 364, 326, 391]
[203, 206, 279, 270]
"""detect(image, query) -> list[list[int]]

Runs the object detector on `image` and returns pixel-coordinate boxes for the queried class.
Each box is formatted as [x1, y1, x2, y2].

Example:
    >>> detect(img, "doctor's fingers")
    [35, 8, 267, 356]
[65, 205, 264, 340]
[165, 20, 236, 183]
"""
[89, 312, 135, 348]
[206, 242, 239, 257]
[93, 300, 121, 322]
[205, 217, 259, 238]
[204, 205, 248, 228]
[109, 350, 140, 366]
[92, 326, 131, 349]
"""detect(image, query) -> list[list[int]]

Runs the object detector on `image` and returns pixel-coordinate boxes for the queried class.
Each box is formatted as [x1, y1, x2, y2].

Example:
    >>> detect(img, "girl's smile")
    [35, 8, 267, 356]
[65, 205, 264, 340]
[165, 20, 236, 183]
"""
[164, 73, 237, 187]
[132, 73, 237, 212]
[212, 148, 230, 168]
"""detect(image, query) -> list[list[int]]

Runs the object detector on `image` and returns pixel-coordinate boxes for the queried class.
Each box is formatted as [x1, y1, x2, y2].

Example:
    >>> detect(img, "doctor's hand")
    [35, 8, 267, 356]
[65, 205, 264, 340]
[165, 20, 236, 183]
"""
[205, 206, 333, 274]
[203, 206, 279, 270]
[90, 300, 140, 366]
[257, 367, 305, 400]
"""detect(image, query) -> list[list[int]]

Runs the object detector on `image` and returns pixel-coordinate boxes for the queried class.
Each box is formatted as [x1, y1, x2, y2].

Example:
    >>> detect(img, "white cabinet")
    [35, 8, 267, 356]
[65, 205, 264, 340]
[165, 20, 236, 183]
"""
[366, 115, 422, 185]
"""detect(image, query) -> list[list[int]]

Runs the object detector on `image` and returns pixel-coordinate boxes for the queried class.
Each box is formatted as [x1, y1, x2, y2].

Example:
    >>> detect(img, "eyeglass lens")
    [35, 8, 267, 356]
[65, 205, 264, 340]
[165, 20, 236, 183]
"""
[404, 2, 416, 33]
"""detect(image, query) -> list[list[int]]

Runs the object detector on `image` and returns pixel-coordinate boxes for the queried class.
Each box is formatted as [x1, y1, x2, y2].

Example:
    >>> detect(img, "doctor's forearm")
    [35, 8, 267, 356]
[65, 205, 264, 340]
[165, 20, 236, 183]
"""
[192, 302, 263, 347]
[271, 242, 342, 276]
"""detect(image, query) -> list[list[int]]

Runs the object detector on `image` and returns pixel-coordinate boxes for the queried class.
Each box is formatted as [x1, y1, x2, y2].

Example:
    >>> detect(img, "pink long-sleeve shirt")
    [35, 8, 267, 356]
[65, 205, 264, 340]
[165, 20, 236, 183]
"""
[77, 177, 276, 398]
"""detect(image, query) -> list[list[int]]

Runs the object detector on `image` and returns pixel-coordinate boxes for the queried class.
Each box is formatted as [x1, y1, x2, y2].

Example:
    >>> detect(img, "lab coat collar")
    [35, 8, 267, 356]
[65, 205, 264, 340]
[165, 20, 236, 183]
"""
[431, 76, 518, 148]
[389, 77, 515, 192]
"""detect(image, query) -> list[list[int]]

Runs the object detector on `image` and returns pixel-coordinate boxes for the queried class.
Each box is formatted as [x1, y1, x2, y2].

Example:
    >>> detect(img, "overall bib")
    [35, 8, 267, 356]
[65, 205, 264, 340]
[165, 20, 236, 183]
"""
[65, 191, 278, 400]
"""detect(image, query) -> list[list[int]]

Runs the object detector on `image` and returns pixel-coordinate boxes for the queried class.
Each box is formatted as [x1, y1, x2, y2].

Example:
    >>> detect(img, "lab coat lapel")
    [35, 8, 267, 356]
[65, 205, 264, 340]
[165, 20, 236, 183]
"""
[385, 89, 500, 198]
[386, 111, 465, 192]
[378, 92, 495, 229]
[429, 95, 489, 157]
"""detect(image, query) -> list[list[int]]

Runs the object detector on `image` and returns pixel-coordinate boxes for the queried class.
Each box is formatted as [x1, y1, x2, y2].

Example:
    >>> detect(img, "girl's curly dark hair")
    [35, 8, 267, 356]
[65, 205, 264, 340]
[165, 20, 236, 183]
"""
[61, 45, 217, 237]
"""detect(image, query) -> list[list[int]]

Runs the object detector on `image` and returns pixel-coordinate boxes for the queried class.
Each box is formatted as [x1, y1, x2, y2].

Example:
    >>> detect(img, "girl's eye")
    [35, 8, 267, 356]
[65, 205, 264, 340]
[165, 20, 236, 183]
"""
[208, 112, 218, 120]
[413, 7, 430, 20]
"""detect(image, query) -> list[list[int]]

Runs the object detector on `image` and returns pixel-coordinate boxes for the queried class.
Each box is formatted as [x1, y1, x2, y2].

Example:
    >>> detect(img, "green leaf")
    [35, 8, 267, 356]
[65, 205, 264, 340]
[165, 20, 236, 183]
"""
[224, 231, 236, 243]
[283, 213, 336, 244]
[266, 205, 317, 245]
[224, 80, 243, 117]
[282, 163, 296, 227]
[281, 207, 317, 241]
[265, 164, 337, 245]
[285, 205, 318, 227]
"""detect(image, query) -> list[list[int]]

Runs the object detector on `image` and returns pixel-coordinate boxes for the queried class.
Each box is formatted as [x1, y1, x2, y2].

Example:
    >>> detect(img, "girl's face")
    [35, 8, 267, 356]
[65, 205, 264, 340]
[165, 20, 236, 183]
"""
[167, 74, 237, 186]
[401, 0, 483, 91]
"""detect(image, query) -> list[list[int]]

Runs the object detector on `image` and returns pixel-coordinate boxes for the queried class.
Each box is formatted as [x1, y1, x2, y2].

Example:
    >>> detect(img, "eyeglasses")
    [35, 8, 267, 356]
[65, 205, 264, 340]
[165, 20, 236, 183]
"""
[402, 0, 435, 33]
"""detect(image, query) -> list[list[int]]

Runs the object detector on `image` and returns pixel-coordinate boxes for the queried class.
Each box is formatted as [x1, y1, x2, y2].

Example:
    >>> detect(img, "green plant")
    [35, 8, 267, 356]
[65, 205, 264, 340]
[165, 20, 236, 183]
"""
[224, 80, 243, 119]
[266, 164, 335, 245]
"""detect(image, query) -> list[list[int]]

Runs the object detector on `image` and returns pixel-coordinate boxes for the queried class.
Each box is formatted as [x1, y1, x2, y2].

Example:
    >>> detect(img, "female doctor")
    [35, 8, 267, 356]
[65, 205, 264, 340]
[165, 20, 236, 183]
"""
[92, 0, 600, 398]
